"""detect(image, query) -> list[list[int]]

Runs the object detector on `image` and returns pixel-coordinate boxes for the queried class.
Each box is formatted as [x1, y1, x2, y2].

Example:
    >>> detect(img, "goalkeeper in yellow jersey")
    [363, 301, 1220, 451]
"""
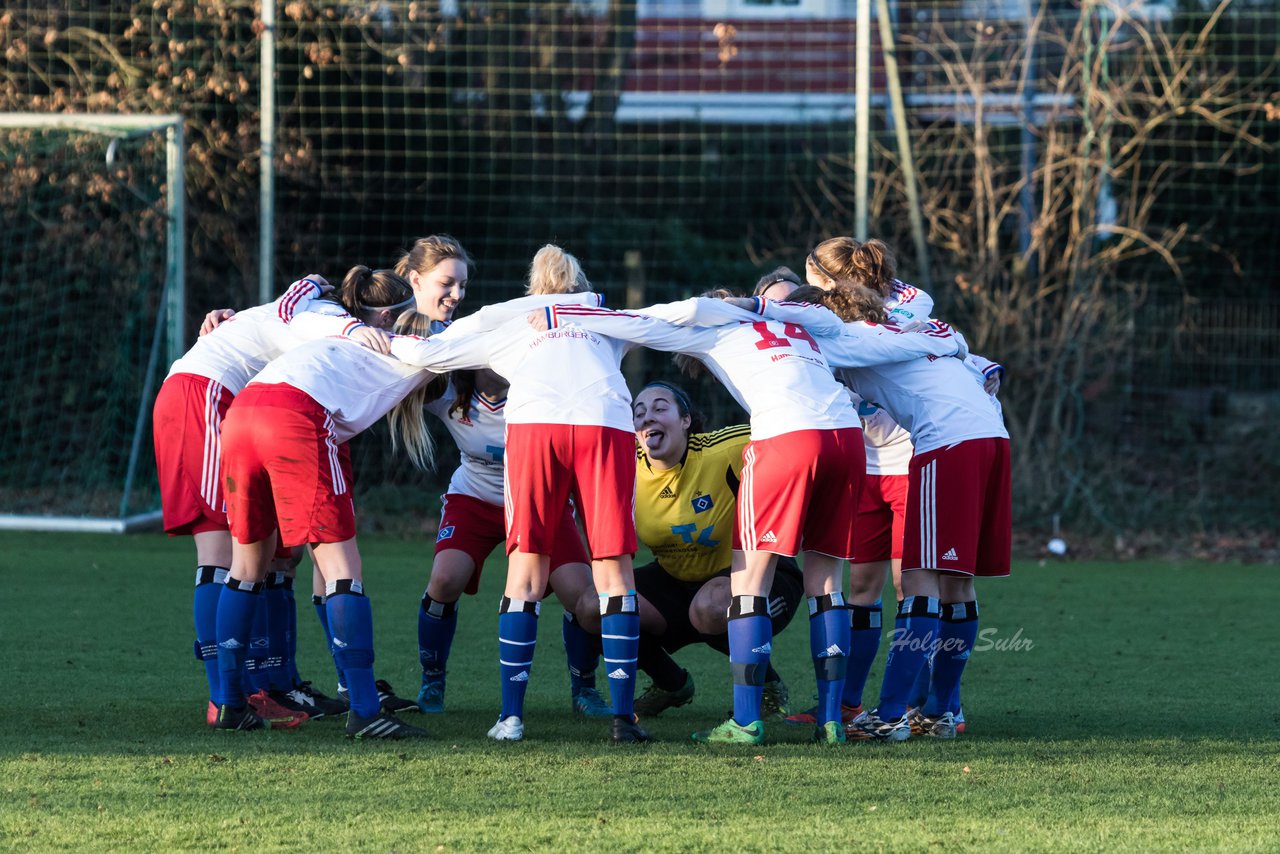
[627, 381, 803, 719]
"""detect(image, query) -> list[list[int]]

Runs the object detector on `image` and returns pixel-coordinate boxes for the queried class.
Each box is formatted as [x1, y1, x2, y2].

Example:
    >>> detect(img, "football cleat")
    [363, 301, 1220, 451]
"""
[844, 708, 877, 741]
[919, 711, 958, 739]
[338, 680, 419, 715]
[572, 686, 613, 718]
[346, 710, 428, 740]
[375, 679, 420, 714]
[247, 690, 306, 727]
[785, 702, 862, 726]
[487, 715, 525, 741]
[692, 718, 765, 745]
[212, 703, 267, 731]
[848, 709, 911, 742]
[206, 701, 217, 727]
[416, 677, 446, 714]
[633, 671, 695, 718]
[610, 714, 653, 744]
[813, 720, 846, 745]
[760, 677, 791, 721]
[287, 681, 348, 718]
[956, 707, 966, 734]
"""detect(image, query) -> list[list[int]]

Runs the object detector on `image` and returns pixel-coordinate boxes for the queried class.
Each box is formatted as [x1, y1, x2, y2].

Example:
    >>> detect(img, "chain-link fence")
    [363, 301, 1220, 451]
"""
[2, 0, 1276, 550]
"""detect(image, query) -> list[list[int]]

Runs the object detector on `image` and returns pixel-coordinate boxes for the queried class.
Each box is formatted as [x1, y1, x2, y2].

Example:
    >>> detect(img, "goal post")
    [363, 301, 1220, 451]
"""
[0, 112, 185, 533]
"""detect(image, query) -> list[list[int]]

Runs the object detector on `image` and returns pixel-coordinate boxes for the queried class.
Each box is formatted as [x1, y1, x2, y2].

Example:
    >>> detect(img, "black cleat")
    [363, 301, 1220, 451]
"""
[279, 682, 348, 719]
[374, 679, 420, 714]
[610, 714, 653, 744]
[212, 704, 267, 731]
[346, 710, 429, 740]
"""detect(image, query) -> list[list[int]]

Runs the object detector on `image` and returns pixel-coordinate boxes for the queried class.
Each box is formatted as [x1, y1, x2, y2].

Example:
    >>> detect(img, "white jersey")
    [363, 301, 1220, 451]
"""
[389, 292, 641, 430]
[539, 298, 962, 441]
[250, 336, 435, 443]
[165, 279, 359, 395]
[834, 327, 1007, 457]
[425, 384, 507, 505]
[885, 279, 934, 326]
[850, 391, 915, 476]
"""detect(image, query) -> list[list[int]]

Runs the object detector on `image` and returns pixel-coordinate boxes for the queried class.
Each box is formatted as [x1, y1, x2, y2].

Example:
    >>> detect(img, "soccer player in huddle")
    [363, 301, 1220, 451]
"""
[623, 381, 802, 721]
[155, 271, 388, 728]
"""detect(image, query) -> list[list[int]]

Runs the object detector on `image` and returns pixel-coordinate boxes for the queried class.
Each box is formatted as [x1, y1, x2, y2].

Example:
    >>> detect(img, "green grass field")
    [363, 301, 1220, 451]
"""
[2, 532, 1277, 851]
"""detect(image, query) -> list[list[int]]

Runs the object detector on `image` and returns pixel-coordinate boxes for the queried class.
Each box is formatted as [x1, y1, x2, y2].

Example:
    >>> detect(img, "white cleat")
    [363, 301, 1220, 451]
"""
[487, 715, 525, 741]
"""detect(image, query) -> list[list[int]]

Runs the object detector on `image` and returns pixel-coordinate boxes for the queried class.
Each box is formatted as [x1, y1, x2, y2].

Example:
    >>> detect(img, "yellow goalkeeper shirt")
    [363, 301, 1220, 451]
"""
[634, 425, 751, 583]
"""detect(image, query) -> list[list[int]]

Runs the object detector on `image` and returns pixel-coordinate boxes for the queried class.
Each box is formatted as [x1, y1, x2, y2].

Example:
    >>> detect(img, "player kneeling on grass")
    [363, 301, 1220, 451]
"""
[212, 266, 445, 739]
[608, 381, 801, 722]
[786, 283, 1011, 741]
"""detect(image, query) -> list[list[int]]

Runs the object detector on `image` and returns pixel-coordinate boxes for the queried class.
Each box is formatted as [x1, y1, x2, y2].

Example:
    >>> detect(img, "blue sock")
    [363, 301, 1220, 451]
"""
[418, 593, 459, 683]
[808, 593, 850, 727]
[214, 577, 263, 708]
[563, 611, 599, 692]
[245, 592, 271, 693]
[284, 582, 301, 687]
[727, 596, 772, 727]
[877, 595, 940, 721]
[842, 601, 882, 709]
[313, 594, 345, 692]
[909, 651, 933, 710]
[600, 594, 640, 717]
[264, 572, 291, 690]
[498, 597, 539, 720]
[325, 580, 378, 718]
[192, 566, 227, 702]
[926, 601, 979, 717]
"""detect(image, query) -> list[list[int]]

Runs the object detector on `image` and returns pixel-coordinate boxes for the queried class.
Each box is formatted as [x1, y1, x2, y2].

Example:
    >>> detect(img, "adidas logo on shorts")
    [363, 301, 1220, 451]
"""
[509, 670, 529, 682]
[658, 486, 676, 499]
[942, 548, 958, 561]
[607, 668, 630, 680]
[759, 531, 778, 544]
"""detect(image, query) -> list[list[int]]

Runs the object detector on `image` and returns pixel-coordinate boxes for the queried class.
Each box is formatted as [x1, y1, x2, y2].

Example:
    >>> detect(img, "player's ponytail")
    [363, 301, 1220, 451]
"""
[387, 309, 446, 471]
[786, 283, 887, 324]
[527, 244, 591, 295]
[329, 265, 414, 323]
[809, 237, 897, 298]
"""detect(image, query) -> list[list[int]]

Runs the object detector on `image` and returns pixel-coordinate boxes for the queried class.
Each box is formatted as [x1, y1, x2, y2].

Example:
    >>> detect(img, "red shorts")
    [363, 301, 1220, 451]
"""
[435, 492, 590, 595]
[902, 437, 1011, 577]
[221, 383, 356, 549]
[851, 473, 909, 562]
[503, 423, 636, 559]
[153, 373, 232, 535]
[737, 427, 865, 558]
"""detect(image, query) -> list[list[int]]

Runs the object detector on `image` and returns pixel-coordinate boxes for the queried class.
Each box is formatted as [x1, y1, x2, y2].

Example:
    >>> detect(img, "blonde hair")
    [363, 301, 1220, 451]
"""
[809, 237, 898, 298]
[394, 234, 474, 279]
[526, 244, 591, 295]
[386, 309, 446, 471]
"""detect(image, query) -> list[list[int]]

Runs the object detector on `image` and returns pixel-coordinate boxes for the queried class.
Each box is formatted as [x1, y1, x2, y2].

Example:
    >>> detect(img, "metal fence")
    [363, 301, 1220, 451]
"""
[1, 0, 1276, 548]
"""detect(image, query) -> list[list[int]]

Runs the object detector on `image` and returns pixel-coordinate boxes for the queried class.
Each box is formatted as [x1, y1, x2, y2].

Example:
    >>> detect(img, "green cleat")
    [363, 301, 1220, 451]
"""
[813, 720, 846, 745]
[760, 677, 790, 721]
[633, 671, 695, 718]
[692, 718, 764, 745]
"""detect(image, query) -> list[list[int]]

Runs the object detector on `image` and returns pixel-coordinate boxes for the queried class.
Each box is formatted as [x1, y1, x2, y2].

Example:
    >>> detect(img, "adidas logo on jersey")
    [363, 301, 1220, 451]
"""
[658, 485, 677, 499]
[509, 670, 529, 682]
[751, 642, 772, 654]
[759, 531, 778, 544]
[942, 548, 959, 561]
[824, 644, 844, 657]
[607, 668, 630, 680]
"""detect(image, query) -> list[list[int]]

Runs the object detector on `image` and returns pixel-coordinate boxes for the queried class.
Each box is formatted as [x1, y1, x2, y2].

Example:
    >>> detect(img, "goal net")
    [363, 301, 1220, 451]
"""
[0, 113, 185, 532]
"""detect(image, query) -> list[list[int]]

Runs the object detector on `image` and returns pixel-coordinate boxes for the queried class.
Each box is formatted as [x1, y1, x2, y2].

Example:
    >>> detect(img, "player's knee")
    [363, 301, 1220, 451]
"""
[574, 591, 602, 633]
[689, 578, 730, 634]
